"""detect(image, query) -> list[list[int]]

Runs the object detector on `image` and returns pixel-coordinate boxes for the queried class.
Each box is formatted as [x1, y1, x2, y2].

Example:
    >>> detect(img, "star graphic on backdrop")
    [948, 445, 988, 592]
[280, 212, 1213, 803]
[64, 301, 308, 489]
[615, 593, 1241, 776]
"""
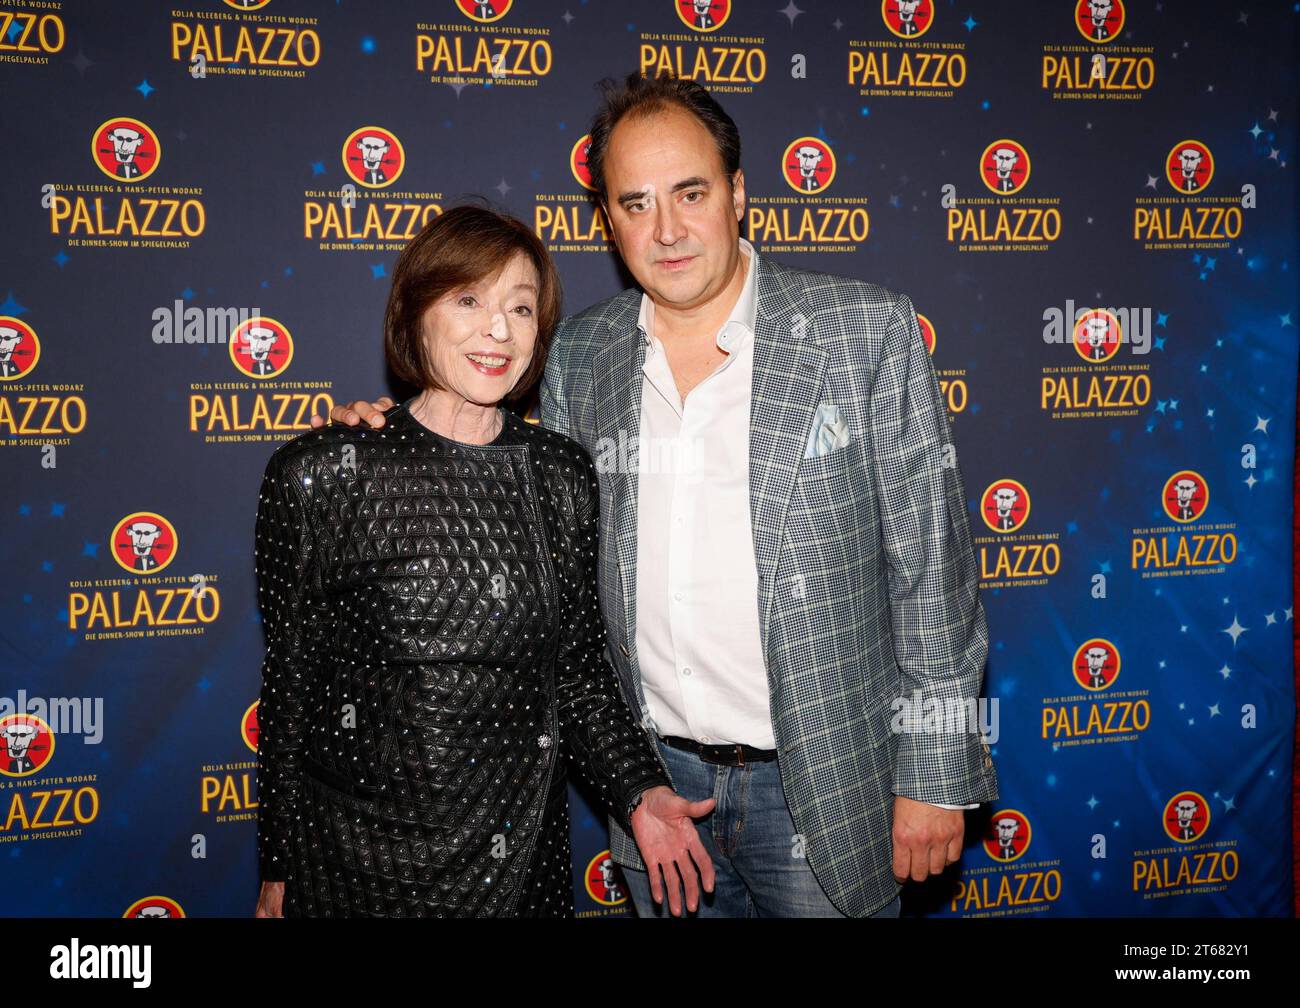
[1237, 11, 1249, 24]
[562, 11, 574, 24]
[70, 47, 93, 74]
[963, 15, 978, 31]
[1086, 796, 1100, 811]
[1264, 611, 1277, 626]
[1145, 174, 1158, 189]
[494, 178, 512, 198]
[1217, 664, 1231, 680]
[1222, 615, 1247, 645]
[1280, 313, 1293, 327]
[1267, 109, 1278, 121]
[311, 161, 326, 176]
[1244, 473, 1257, 489]
[446, 80, 470, 97]
[832, 18, 843, 30]
[779, 1, 804, 25]
[1206, 408, 1214, 418]
[136, 79, 155, 98]
[1221, 796, 1236, 812]
[1253, 415, 1270, 433]
[1208, 704, 1221, 717]
[370, 263, 386, 279]
[1249, 122, 1263, 139]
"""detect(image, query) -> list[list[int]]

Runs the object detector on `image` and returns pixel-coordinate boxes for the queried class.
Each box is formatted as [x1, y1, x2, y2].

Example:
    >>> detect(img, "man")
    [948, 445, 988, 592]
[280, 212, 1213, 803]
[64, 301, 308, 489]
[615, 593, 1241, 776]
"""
[323, 73, 997, 917]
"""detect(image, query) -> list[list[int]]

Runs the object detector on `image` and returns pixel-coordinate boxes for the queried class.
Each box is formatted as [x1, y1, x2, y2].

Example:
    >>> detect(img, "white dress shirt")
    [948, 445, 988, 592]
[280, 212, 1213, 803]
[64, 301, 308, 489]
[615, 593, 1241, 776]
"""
[635, 236, 772, 749]
[633, 237, 975, 810]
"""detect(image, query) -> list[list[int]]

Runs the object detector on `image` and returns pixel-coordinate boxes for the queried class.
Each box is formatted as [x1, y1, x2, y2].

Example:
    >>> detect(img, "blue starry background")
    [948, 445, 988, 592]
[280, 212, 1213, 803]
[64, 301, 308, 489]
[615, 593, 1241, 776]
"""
[0, 0, 1295, 917]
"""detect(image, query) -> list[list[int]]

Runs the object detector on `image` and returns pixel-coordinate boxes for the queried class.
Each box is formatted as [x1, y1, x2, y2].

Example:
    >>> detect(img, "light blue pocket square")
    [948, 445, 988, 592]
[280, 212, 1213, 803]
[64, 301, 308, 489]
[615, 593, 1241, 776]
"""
[804, 402, 852, 459]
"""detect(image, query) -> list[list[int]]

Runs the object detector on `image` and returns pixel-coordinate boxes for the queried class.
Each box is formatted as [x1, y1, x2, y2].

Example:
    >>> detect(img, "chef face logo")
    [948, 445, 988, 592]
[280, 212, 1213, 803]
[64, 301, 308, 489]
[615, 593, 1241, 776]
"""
[230, 315, 294, 379]
[1165, 140, 1213, 195]
[980, 139, 1030, 196]
[124, 896, 186, 918]
[0, 317, 40, 381]
[584, 849, 629, 906]
[882, 0, 933, 39]
[0, 714, 55, 778]
[1163, 791, 1210, 844]
[93, 117, 161, 183]
[111, 512, 179, 575]
[676, 0, 731, 33]
[1072, 309, 1122, 363]
[917, 313, 936, 355]
[342, 126, 405, 189]
[224, 0, 271, 10]
[1162, 470, 1209, 524]
[782, 137, 836, 195]
[457, 0, 512, 23]
[1075, 0, 1124, 43]
[570, 134, 595, 191]
[1072, 638, 1121, 691]
[981, 479, 1031, 534]
[242, 700, 260, 754]
[983, 809, 1031, 863]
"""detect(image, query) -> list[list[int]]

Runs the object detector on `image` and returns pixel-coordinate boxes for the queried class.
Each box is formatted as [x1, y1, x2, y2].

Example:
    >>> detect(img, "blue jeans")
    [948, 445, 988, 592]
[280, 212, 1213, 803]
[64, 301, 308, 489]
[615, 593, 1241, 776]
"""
[622, 736, 901, 918]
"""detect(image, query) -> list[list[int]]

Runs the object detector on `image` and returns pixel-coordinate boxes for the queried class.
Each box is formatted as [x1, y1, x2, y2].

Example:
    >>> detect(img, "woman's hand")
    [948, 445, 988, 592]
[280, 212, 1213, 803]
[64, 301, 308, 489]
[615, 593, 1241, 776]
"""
[311, 396, 394, 429]
[629, 785, 717, 916]
[255, 880, 285, 918]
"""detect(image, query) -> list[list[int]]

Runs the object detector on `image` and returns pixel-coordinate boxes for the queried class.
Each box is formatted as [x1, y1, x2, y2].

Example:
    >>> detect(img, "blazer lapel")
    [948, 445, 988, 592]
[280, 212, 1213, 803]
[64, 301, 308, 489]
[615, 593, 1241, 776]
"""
[590, 297, 645, 657]
[749, 254, 827, 645]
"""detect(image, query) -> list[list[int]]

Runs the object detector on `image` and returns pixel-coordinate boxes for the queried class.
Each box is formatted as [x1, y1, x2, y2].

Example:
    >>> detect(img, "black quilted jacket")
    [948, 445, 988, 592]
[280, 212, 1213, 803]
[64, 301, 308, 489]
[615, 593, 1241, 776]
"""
[253, 398, 670, 916]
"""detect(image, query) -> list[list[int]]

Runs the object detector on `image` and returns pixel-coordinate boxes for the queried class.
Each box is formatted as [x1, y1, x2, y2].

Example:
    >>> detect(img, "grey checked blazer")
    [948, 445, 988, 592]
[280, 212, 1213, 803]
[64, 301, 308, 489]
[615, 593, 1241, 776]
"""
[540, 249, 998, 917]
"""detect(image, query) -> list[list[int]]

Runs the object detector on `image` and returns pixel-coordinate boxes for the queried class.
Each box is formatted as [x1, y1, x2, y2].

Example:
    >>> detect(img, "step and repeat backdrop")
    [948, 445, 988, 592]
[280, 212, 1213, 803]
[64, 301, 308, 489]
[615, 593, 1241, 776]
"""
[1, 0, 1296, 918]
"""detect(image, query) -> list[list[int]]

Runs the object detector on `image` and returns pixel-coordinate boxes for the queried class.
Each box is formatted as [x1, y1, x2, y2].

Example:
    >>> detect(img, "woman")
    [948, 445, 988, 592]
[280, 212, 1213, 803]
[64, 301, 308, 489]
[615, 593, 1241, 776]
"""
[252, 205, 713, 917]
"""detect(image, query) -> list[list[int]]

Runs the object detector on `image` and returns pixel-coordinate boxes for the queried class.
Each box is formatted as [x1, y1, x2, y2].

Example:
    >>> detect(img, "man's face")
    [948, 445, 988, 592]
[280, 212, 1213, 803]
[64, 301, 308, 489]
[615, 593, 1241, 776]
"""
[1176, 801, 1196, 828]
[128, 523, 161, 556]
[1088, 0, 1112, 27]
[1086, 648, 1107, 673]
[247, 326, 277, 361]
[1085, 318, 1109, 347]
[1175, 479, 1195, 506]
[994, 488, 1018, 515]
[993, 148, 1018, 178]
[795, 145, 823, 180]
[601, 106, 745, 315]
[0, 327, 21, 359]
[110, 128, 144, 164]
[1179, 149, 1202, 179]
[4, 724, 35, 758]
[358, 136, 388, 170]
[898, 0, 921, 21]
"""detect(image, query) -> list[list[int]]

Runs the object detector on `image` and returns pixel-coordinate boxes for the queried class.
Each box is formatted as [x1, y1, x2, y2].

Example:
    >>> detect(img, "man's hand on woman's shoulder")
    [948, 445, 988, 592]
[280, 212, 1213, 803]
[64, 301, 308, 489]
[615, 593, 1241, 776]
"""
[310, 395, 395, 429]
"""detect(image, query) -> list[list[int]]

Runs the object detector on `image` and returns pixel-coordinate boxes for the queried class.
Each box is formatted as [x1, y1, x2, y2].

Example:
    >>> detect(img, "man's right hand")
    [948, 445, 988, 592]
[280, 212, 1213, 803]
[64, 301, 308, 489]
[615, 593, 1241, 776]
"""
[255, 880, 285, 917]
[311, 395, 395, 429]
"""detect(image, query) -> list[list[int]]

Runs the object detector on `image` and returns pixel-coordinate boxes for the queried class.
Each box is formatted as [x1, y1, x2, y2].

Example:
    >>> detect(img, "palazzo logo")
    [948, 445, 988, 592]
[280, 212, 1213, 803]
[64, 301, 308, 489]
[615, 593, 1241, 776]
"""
[342, 127, 406, 189]
[92, 118, 161, 183]
[882, 0, 933, 39]
[111, 513, 179, 575]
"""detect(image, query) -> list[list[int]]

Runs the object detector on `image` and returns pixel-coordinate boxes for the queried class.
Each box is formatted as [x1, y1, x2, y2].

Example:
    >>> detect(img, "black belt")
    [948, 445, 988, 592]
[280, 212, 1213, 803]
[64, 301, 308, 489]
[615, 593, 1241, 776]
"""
[660, 735, 778, 767]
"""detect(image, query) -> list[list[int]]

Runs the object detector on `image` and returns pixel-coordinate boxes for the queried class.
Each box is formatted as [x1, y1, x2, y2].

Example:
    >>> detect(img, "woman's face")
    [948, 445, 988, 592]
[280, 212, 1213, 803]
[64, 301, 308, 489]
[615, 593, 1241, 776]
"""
[420, 250, 539, 407]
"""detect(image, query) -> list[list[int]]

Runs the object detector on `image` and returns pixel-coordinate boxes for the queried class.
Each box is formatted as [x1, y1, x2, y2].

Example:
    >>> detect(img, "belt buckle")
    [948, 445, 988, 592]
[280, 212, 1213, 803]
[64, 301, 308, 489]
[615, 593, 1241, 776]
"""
[734, 744, 745, 768]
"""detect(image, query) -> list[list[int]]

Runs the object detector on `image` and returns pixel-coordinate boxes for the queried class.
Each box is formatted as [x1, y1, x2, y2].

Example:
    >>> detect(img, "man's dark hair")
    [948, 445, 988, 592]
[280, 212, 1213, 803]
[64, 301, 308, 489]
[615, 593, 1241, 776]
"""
[585, 72, 741, 202]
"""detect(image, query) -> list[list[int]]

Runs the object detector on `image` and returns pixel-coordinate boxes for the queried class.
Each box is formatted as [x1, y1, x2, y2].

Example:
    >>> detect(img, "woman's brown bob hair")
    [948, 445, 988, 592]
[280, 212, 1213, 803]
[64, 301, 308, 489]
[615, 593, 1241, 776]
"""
[384, 204, 562, 402]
